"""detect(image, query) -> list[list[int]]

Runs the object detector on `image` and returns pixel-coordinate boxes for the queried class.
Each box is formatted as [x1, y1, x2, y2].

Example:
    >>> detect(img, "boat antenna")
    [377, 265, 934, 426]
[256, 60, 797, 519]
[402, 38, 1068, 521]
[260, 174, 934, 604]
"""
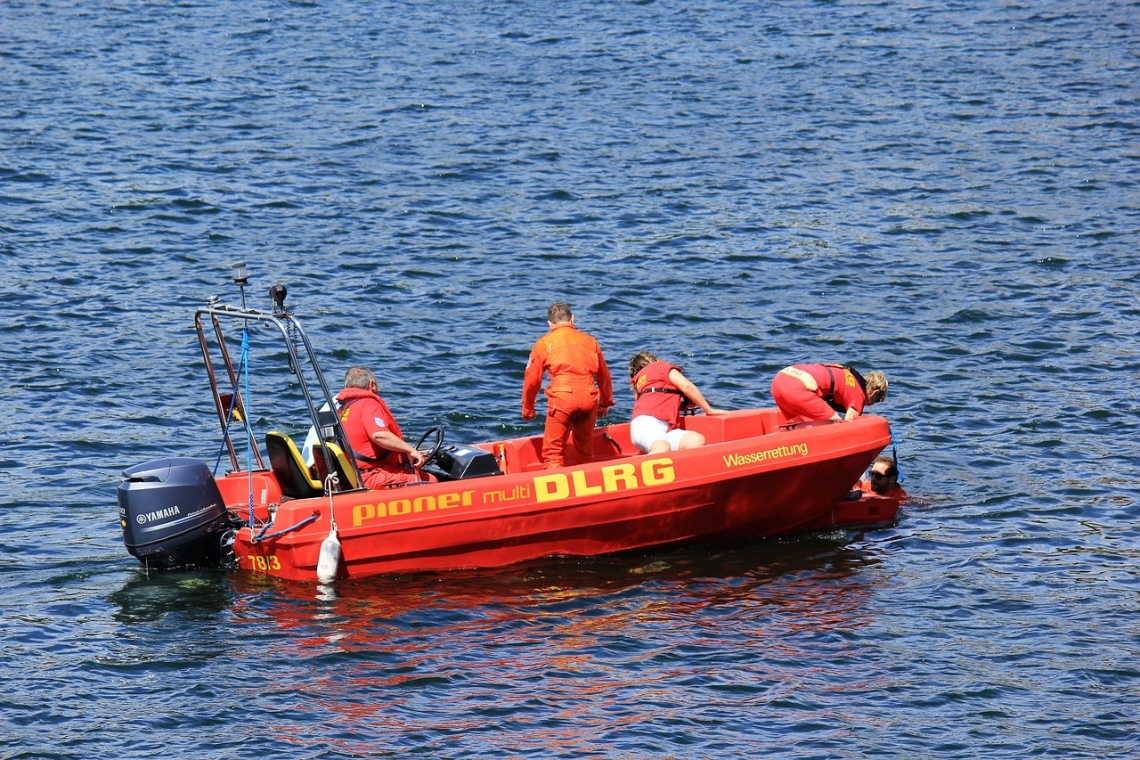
[270, 281, 288, 314]
[231, 261, 249, 311]
[270, 281, 299, 375]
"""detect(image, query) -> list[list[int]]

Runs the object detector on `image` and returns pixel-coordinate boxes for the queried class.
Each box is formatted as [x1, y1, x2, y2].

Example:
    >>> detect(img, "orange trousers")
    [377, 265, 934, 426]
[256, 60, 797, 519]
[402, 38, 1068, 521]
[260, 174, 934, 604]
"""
[361, 465, 437, 489]
[542, 391, 598, 468]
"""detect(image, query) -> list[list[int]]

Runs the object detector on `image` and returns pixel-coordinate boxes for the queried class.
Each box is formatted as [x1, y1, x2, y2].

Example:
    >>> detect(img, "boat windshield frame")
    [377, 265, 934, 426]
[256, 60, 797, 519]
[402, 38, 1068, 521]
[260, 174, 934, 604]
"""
[193, 298, 361, 488]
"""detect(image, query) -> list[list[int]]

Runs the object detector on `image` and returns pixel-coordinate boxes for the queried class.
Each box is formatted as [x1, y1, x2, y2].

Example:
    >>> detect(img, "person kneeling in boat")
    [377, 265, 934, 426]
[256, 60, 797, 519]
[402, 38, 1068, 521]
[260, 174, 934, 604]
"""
[771, 363, 888, 424]
[858, 455, 907, 500]
[336, 366, 436, 488]
[628, 350, 727, 454]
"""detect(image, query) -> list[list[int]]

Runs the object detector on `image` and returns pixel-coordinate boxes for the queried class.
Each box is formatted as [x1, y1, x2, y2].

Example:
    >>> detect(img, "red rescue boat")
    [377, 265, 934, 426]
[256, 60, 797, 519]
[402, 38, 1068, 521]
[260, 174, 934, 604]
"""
[117, 268, 899, 583]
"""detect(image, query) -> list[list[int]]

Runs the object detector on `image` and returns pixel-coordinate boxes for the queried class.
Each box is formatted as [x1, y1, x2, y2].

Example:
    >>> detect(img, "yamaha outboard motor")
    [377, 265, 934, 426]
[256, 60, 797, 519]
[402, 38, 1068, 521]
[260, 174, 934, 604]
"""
[118, 457, 232, 570]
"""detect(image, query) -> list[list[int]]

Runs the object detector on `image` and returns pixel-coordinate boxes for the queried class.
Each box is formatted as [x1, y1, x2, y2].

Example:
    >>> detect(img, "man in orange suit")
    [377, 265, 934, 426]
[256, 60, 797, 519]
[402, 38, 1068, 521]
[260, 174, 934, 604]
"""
[522, 303, 614, 468]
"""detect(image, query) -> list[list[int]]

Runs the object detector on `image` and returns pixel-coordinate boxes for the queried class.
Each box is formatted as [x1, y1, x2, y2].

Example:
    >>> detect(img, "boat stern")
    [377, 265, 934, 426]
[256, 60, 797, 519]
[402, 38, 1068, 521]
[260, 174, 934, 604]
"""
[117, 457, 236, 570]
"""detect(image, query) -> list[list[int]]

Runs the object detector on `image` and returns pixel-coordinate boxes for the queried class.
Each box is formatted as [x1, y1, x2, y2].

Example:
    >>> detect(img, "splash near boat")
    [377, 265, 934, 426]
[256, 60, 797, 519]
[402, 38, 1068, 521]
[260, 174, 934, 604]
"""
[116, 266, 899, 583]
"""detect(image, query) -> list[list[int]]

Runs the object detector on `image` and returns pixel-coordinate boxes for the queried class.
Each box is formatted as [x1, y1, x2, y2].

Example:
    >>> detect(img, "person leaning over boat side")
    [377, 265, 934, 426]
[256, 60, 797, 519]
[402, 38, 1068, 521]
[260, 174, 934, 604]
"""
[858, 455, 908, 500]
[335, 366, 436, 488]
[770, 363, 888, 423]
[628, 350, 728, 454]
[522, 302, 615, 469]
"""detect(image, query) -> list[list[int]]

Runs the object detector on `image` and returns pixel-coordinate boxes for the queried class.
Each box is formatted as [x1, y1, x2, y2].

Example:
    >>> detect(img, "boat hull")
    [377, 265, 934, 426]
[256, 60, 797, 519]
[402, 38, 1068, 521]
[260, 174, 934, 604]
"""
[222, 409, 897, 582]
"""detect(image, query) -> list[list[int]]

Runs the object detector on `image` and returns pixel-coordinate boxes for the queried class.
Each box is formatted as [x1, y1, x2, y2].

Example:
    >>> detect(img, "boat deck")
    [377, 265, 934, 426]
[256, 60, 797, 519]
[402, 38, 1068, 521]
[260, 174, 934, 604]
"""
[479, 407, 806, 473]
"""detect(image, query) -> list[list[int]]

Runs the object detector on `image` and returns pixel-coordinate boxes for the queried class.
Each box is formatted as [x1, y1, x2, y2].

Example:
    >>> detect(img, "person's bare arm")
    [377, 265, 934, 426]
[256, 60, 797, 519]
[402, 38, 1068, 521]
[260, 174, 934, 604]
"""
[668, 369, 727, 416]
[371, 430, 425, 467]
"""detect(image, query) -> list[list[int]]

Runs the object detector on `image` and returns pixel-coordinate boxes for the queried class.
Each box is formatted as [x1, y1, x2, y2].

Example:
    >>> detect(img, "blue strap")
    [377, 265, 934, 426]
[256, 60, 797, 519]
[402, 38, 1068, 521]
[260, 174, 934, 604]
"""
[212, 329, 251, 477]
[891, 429, 904, 484]
[242, 328, 254, 526]
[209, 328, 258, 529]
[252, 512, 320, 542]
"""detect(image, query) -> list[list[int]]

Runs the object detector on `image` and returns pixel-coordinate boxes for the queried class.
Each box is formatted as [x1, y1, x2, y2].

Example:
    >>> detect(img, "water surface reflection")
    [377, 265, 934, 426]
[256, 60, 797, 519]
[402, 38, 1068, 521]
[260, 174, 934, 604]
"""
[142, 538, 900, 752]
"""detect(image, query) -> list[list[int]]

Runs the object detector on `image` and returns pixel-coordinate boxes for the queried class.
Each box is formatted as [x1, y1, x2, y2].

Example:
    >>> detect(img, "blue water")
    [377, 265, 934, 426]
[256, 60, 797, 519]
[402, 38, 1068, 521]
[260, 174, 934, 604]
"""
[3, 0, 1139, 756]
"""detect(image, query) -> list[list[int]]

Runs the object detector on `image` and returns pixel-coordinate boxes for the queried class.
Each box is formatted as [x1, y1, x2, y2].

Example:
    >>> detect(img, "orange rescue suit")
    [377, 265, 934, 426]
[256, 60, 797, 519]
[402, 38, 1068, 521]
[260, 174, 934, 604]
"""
[522, 323, 614, 468]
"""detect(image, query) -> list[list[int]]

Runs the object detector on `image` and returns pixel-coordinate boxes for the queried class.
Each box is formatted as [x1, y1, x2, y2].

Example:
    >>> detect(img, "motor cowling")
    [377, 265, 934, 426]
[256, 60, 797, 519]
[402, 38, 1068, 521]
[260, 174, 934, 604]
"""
[118, 457, 231, 570]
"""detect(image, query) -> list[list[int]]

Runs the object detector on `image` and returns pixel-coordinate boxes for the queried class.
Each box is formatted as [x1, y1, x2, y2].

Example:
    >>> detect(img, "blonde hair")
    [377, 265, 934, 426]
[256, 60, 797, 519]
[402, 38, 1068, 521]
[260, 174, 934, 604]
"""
[864, 370, 888, 401]
[628, 350, 659, 380]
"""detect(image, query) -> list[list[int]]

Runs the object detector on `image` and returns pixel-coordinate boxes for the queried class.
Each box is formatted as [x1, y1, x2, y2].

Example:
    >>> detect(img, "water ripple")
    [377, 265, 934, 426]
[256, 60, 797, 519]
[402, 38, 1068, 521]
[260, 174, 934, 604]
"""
[2, 0, 1139, 757]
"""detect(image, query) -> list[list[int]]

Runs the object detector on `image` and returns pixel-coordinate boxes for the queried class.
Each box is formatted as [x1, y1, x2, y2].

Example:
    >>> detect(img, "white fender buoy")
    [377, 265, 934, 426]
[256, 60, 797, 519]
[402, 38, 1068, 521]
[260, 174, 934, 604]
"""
[316, 475, 341, 583]
[316, 525, 341, 583]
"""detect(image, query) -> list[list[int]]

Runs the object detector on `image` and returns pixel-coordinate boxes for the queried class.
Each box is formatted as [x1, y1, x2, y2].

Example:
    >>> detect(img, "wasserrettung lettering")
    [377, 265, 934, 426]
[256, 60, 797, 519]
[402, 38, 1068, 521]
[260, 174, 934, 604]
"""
[723, 443, 808, 468]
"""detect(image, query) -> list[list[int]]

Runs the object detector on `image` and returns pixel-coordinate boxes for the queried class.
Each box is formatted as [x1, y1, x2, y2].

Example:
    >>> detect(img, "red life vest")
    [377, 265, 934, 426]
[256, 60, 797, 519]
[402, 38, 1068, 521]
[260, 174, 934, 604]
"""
[631, 361, 689, 428]
[820, 364, 867, 415]
[335, 388, 407, 469]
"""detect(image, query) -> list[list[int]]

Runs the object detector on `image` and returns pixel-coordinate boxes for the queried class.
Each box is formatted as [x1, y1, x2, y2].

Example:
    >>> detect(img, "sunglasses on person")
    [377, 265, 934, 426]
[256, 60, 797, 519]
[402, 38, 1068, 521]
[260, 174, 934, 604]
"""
[870, 471, 891, 480]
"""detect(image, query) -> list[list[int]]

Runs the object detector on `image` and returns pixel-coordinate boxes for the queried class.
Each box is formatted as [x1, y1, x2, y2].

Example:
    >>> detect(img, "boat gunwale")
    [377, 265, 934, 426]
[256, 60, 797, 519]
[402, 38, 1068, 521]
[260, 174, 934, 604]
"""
[227, 412, 893, 548]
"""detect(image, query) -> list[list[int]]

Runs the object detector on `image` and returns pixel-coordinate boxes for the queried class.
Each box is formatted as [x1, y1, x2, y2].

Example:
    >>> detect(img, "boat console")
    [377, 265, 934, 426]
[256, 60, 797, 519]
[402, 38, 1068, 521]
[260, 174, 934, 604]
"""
[421, 444, 502, 482]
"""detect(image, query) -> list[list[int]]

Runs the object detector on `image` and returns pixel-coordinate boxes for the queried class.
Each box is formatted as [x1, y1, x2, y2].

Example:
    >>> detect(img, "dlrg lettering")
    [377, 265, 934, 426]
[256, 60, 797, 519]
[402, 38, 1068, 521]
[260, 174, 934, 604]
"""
[534, 458, 675, 503]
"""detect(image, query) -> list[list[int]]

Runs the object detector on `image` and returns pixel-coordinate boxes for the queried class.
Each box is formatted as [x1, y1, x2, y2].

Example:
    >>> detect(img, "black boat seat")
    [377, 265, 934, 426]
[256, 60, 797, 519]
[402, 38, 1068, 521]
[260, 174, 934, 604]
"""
[312, 441, 361, 492]
[265, 431, 323, 500]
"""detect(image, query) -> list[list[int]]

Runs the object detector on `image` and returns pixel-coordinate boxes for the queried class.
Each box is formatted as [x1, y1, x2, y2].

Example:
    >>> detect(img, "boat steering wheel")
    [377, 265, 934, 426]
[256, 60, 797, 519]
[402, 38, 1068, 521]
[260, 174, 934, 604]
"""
[413, 425, 445, 467]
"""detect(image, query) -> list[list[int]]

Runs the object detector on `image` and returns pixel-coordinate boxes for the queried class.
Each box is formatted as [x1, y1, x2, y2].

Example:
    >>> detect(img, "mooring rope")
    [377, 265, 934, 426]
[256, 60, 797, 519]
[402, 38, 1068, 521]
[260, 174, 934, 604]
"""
[252, 511, 320, 542]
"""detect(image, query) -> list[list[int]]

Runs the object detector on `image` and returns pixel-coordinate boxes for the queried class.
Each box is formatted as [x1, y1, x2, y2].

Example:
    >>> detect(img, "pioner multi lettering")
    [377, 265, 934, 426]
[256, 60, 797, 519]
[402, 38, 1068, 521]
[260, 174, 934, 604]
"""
[350, 458, 678, 526]
[352, 490, 476, 527]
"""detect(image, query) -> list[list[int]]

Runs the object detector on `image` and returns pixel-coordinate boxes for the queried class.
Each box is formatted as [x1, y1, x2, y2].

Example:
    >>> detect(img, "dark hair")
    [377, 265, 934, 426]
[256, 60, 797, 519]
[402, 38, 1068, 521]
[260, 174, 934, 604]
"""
[547, 302, 573, 323]
[872, 455, 897, 478]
